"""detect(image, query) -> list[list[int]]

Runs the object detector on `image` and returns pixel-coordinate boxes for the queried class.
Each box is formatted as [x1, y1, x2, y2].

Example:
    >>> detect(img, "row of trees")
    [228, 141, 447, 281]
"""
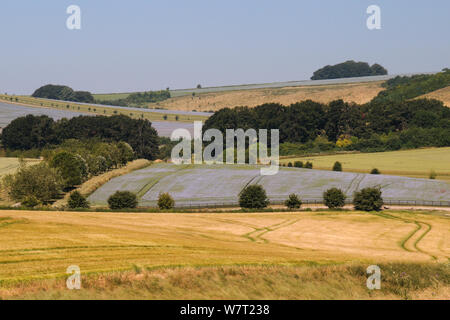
[97, 90, 171, 107]
[239, 185, 383, 212]
[1, 114, 160, 160]
[2, 140, 135, 205]
[204, 98, 450, 154]
[311, 60, 387, 80]
[32, 84, 94, 103]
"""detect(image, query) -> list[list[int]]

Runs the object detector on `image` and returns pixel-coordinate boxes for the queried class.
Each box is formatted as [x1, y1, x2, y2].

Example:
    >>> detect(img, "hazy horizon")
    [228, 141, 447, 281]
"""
[1, 0, 449, 95]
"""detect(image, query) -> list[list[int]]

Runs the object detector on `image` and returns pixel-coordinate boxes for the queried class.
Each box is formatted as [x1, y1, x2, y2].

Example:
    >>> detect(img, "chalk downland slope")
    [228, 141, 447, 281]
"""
[139, 81, 384, 112]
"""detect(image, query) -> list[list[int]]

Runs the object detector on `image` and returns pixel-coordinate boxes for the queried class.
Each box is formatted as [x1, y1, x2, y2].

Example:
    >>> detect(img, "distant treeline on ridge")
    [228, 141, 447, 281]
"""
[31, 84, 171, 108]
[311, 60, 388, 80]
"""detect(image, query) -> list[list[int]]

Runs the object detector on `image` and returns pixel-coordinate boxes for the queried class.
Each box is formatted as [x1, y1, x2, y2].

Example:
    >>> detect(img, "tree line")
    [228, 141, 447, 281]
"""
[32, 84, 95, 103]
[203, 98, 450, 154]
[98, 90, 171, 107]
[311, 60, 388, 80]
[1, 114, 160, 160]
[372, 69, 450, 103]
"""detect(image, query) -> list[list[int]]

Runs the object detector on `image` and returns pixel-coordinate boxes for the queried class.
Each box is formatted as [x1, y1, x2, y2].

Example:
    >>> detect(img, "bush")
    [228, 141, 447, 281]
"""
[158, 193, 175, 210]
[332, 161, 342, 171]
[2, 162, 64, 203]
[285, 194, 302, 209]
[50, 152, 88, 188]
[22, 195, 41, 208]
[294, 161, 303, 168]
[287, 162, 293, 167]
[108, 191, 138, 210]
[68, 191, 90, 209]
[371, 168, 381, 174]
[304, 161, 313, 169]
[353, 188, 384, 212]
[429, 170, 437, 179]
[323, 188, 346, 209]
[239, 185, 269, 209]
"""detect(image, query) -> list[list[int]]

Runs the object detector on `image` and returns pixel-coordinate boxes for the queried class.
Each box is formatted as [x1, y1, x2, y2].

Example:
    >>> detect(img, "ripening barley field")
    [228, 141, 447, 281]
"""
[0, 158, 41, 176]
[282, 148, 450, 181]
[0, 210, 448, 299]
[88, 163, 450, 207]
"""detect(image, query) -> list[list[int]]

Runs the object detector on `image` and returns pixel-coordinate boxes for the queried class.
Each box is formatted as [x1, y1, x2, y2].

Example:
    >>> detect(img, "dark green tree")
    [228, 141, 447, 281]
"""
[239, 185, 269, 209]
[332, 161, 343, 171]
[353, 188, 384, 212]
[323, 188, 346, 209]
[68, 191, 90, 209]
[285, 194, 302, 209]
[108, 191, 138, 209]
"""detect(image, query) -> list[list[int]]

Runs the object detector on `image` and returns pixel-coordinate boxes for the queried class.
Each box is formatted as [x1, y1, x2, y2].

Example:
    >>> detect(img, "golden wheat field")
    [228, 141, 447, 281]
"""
[143, 81, 384, 112]
[0, 209, 448, 299]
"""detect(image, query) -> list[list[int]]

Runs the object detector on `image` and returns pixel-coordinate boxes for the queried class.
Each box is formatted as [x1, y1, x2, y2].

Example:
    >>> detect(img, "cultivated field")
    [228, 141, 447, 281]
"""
[282, 148, 450, 181]
[0, 158, 41, 176]
[0, 209, 448, 299]
[139, 81, 384, 112]
[88, 163, 450, 207]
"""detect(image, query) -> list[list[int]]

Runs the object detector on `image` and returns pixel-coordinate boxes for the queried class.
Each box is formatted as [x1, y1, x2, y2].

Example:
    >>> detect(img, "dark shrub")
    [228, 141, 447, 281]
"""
[158, 193, 175, 210]
[332, 161, 342, 171]
[239, 185, 269, 209]
[108, 191, 138, 210]
[304, 161, 313, 169]
[353, 188, 383, 212]
[22, 195, 41, 208]
[371, 168, 381, 174]
[294, 161, 304, 168]
[285, 194, 302, 209]
[68, 191, 90, 209]
[323, 188, 346, 209]
[287, 162, 293, 167]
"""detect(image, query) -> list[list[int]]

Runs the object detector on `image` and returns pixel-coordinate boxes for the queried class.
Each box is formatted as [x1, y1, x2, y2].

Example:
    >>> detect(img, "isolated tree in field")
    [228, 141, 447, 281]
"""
[323, 188, 346, 209]
[285, 194, 302, 209]
[370, 168, 381, 174]
[353, 188, 383, 212]
[239, 185, 269, 209]
[50, 152, 88, 188]
[158, 193, 175, 210]
[2, 162, 63, 203]
[108, 191, 138, 210]
[197, 84, 202, 89]
[332, 161, 342, 171]
[68, 191, 90, 209]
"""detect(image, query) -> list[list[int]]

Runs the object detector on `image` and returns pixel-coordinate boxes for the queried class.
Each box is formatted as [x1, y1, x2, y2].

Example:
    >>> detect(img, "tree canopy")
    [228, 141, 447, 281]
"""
[311, 60, 387, 80]
[32, 84, 94, 103]
[1, 115, 160, 160]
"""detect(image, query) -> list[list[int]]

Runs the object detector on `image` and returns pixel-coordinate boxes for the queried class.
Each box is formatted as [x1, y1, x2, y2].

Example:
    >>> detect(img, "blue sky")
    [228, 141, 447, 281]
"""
[0, 0, 449, 94]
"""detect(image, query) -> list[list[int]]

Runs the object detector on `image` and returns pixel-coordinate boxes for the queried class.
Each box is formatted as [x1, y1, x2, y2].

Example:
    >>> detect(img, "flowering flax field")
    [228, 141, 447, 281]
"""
[88, 163, 450, 207]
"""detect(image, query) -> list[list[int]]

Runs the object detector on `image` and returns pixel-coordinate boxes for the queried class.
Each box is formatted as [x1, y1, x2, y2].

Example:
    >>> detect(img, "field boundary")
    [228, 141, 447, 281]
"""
[162, 198, 450, 210]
